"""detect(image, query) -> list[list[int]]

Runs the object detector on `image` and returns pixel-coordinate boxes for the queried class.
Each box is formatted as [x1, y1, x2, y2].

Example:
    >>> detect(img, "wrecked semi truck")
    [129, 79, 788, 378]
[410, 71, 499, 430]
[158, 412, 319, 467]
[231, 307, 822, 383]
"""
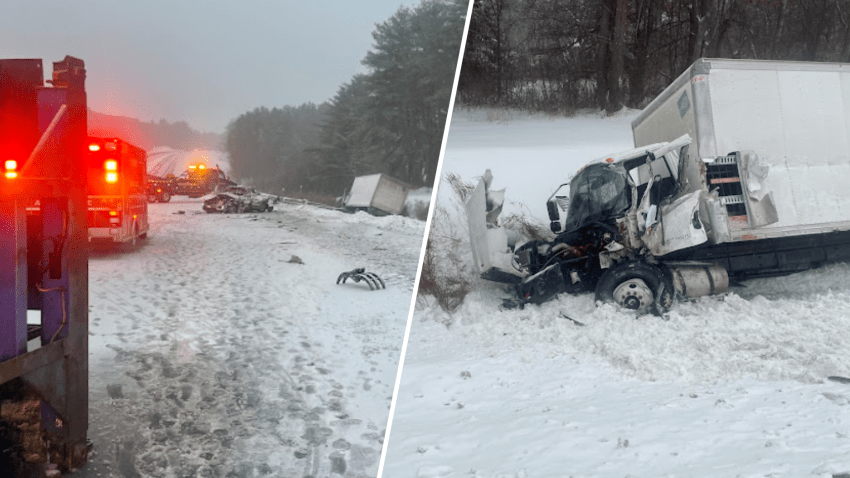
[468, 58, 850, 314]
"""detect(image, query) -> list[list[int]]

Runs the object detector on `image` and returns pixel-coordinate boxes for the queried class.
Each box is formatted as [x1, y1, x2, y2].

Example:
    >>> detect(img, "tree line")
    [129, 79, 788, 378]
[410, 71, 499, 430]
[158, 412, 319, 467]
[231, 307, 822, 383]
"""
[225, 0, 468, 198]
[89, 110, 222, 151]
[459, 0, 850, 113]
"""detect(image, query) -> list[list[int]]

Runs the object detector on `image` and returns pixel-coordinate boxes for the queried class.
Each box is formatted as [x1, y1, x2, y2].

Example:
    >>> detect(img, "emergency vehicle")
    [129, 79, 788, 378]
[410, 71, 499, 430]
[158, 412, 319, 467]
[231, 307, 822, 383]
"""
[86, 137, 149, 244]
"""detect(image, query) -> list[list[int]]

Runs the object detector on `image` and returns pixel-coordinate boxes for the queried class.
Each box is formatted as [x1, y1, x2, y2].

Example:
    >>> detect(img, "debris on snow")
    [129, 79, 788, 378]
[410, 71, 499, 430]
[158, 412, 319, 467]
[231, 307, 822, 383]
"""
[288, 254, 304, 264]
[336, 268, 386, 290]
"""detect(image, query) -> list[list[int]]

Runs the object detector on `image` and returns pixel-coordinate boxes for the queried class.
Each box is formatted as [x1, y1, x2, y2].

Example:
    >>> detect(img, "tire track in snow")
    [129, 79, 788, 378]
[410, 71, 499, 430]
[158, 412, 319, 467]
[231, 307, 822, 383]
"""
[81, 202, 423, 478]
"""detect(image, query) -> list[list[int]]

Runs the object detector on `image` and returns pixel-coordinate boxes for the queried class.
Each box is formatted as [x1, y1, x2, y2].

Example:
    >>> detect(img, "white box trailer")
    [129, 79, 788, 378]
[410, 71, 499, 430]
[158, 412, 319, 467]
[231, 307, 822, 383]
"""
[344, 173, 410, 216]
[633, 58, 850, 243]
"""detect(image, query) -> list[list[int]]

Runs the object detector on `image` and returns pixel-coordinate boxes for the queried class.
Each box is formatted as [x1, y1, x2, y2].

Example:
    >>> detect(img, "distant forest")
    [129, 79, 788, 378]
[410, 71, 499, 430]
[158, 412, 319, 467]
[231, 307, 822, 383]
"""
[225, 0, 468, 197]
[88, 110, 221, 151]
[459, 0, 850, 114]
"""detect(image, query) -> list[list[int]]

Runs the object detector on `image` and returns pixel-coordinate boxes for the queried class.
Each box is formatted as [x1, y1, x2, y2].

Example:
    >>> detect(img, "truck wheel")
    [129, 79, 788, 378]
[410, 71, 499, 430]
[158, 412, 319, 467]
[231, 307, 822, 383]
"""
[159, 191, 171, 203]
[148, 194, 157, 203]
[595, 261, 673, 315]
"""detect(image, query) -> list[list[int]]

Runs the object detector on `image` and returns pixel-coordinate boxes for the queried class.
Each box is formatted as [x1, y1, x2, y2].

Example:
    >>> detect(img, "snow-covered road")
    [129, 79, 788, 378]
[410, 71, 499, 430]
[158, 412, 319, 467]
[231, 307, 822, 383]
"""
[77, 198, 423, 478]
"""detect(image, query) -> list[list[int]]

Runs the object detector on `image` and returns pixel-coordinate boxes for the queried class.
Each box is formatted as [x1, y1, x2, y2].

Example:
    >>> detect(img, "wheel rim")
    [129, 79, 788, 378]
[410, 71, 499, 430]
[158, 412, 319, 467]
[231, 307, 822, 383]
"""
[613, 278, 654, 311]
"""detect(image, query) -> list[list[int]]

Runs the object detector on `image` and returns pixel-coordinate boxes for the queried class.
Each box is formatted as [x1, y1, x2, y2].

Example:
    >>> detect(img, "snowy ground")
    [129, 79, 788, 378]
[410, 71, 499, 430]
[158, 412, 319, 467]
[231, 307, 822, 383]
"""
[380, 108, 850, 477]
[75, 197, 423, 478]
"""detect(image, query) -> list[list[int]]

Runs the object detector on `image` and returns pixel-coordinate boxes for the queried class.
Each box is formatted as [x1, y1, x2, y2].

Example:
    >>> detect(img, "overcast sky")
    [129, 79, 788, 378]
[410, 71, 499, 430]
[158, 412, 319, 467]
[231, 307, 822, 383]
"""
[2, 0, 415, 134]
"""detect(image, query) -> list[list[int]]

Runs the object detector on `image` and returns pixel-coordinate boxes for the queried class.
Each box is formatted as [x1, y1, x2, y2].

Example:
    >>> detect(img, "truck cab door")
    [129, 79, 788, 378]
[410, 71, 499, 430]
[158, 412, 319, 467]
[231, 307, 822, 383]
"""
[642, 190, 708, 256]
[635, 137, 709, 256]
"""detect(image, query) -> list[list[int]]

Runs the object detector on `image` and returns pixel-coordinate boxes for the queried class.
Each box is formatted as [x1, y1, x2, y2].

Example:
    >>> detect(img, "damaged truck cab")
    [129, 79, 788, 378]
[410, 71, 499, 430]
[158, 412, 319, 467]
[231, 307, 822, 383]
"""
[468, 135, 738, 314]
[468, 58, 850, 314]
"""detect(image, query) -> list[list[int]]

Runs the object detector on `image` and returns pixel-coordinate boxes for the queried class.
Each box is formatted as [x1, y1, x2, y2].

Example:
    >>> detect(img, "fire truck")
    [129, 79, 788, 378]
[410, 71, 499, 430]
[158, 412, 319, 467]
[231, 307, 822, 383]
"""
[86, 137, 149, 244]
[0, 55, 91, 472]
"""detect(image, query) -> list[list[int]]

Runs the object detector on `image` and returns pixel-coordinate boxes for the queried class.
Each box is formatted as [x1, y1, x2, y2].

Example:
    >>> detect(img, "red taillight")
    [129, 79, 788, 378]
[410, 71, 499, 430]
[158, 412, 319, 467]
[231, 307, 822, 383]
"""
[105, 159, 118, 183]
[4, 160, 17, 178]
[88, 143, 101, 152]
[108, 210, 118, 217]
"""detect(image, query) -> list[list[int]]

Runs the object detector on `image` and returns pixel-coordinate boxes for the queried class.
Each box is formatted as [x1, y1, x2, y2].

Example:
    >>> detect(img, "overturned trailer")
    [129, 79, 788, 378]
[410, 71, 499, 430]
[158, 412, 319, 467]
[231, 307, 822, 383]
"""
[343, 174, 409, 216]
[468, 58, 850, 314]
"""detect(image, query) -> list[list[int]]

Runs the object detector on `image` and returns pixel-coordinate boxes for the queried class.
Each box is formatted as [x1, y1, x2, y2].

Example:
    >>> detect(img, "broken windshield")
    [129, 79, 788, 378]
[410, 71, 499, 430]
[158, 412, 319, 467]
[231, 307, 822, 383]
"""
[562, 162, 631, 233]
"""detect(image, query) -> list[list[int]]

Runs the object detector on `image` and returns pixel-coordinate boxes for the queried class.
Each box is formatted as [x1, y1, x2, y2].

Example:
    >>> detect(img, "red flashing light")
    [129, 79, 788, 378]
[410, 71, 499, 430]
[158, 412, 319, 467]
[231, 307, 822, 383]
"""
[105, 159, 117, 171]
[605, 157, 614, 163]
[106, 172, 118, 183]
[198, 164, 206, 170]
[4, 160, 17, 179]
[89, 143, 101, 152]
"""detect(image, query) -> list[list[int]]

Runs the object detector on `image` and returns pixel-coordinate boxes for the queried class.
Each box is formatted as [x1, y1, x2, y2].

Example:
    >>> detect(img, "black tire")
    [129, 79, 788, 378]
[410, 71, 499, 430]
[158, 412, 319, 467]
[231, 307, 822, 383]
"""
[595, 261, 673, 315]
[158, 191, 171, 203]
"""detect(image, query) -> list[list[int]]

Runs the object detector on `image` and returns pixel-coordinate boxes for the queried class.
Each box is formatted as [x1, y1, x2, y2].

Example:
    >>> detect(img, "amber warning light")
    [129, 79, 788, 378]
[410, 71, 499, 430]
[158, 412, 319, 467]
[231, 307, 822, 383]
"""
[4, 160, 18, 179]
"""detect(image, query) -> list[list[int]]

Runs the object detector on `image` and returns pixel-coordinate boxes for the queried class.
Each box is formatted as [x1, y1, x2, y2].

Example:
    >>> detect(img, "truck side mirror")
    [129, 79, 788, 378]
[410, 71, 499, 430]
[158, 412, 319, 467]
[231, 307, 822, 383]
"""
[550, 221, 561, 233]
[546, 199, 559, 222]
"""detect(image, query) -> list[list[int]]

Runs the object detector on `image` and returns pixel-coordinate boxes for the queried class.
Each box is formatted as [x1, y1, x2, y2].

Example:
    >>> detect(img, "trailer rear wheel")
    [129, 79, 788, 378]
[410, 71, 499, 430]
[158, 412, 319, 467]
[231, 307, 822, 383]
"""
[158, 191, 171, 203]
[595, 261, 673, 315]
